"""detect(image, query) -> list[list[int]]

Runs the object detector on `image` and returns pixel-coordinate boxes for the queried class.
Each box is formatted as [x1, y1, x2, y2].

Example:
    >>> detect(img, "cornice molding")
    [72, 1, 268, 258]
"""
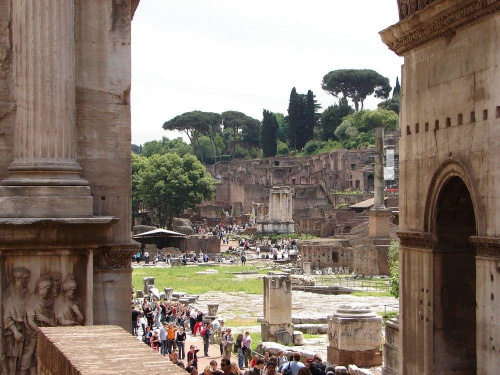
[470, 236, 500, 259]
[397, 231, 433, 250]
[381, 0, 500, 56]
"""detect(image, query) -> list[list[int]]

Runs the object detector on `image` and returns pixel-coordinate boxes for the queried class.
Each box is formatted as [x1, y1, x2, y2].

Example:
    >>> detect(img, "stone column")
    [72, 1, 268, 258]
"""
[373, 127, 385, 210]
[369, 127, 391, 237]
[261, 274, 294, 345]
[0, 0, 93, 218]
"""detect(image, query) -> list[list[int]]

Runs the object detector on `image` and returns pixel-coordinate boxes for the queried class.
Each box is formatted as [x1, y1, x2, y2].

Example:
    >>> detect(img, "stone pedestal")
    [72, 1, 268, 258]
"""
[257, 186, 295, 234]
[143, 277, 155, 294]
[261, 274, 294, 345]
[327, 304, 382, 367]
[208, 303, 219, 316]
[164, 288, 174, 300]
[302, 262, 311, 274]
[368, 209, 391, 238]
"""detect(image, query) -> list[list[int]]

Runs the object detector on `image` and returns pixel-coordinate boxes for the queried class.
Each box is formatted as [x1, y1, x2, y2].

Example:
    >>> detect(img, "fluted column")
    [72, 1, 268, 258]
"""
[0, 0, 93, 217]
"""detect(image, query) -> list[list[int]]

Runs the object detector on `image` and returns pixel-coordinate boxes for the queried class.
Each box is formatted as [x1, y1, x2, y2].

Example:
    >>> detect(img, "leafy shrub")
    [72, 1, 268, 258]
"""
[388, 240, 399, 298]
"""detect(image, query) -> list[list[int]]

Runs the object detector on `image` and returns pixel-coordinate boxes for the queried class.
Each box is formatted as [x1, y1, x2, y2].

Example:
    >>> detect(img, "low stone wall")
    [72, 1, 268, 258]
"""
[181, 235, 221, 254]
[37, 326, 185, 375]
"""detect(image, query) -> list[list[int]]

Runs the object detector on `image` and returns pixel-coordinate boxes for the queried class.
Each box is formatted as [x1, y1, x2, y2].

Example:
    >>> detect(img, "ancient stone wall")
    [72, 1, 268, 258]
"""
[381, 1, 500, 373]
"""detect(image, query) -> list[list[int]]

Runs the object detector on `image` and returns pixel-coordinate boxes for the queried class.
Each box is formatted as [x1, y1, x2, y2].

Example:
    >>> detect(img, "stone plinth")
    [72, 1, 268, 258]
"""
[37, 326, 185, 374]
[382, 316, 399, 375]
[302, 261, 311, 274]
[327, 304, 382, 367]
[164, 288, 173, 300]
[368, 209, 391, 238]
[142, 277, 155, 294]
[208, 303, 219, 316]
[261, 274, 294, 344]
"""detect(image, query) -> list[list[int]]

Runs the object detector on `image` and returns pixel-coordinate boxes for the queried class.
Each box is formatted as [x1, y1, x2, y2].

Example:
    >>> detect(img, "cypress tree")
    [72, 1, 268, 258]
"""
[303, 90, 316, 146]
[261, 110, 279, 157]
[393, 77, 401, 97]
[287, 88, 302, 150]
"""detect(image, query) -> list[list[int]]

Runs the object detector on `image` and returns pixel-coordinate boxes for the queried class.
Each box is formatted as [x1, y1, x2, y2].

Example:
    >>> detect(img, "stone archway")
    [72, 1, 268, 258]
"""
[431, 176, 477, 374]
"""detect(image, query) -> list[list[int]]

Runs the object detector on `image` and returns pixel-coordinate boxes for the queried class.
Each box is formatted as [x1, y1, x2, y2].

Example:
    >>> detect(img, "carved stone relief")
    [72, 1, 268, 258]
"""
[1, 269, 85, 375]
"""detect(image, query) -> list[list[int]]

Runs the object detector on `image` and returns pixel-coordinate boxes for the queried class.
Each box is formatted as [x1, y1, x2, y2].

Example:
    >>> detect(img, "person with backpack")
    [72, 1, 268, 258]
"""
[201, 322, 212, 356]
[280, 352, 304, 375]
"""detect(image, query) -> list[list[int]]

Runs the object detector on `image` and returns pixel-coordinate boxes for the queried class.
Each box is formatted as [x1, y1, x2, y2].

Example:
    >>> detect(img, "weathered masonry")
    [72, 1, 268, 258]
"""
[0, 1, 139, 373]
[381, 1, 500, 374]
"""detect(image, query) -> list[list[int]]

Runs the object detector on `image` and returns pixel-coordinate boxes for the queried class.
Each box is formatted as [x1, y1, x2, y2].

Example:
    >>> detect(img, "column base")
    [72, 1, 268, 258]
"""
[0, 186, 93, 218]
[368, 209, 392, 238]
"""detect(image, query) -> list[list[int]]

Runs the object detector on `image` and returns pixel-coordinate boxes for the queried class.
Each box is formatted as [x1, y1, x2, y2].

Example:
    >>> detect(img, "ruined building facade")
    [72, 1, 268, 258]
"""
[202, 145, 399, 235]
[381, 0, 500, 374]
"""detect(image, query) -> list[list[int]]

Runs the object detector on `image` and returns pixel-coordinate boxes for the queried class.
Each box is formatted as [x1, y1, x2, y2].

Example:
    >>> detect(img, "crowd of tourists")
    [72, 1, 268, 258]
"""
[132, 298, 332, 375]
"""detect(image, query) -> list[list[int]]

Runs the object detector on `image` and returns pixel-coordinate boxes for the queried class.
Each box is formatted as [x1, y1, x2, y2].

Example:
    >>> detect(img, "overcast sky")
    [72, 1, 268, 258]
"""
[131, 0, 403, 145]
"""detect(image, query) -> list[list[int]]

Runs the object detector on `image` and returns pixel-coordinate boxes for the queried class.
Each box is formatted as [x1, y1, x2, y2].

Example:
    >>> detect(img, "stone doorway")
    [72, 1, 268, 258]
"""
[433, 176, 476, 374]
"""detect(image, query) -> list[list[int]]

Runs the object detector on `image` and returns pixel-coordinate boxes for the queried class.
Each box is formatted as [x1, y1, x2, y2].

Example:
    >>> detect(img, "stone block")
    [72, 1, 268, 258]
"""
[37, 326, 185, 374]
[335, 366, 348, 374]
[275, 330, 293, 346]
[293, 331, 304, 346]
[327, 304, 382, 367]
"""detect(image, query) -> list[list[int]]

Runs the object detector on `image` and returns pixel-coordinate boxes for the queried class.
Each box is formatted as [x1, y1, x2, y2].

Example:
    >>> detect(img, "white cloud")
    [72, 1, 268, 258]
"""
[131, 0, 403, 145]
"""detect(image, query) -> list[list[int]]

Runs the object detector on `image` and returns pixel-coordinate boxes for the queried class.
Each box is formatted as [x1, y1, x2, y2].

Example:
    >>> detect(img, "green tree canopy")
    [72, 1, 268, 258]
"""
[334, 109, 398, 149]
[321, 97, 354, 141]
[136, 153, 215, 228]
[221, 111, 261, 157]
[141, 137, 192, 157]
[163, 111, 221, 163]
[322, 69, 391, 111]
[261, 110, 279, 158]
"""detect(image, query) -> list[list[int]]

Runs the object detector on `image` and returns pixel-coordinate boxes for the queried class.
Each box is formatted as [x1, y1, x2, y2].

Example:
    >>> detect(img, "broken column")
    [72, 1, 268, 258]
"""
[164, 288, 174, 300]
[327, 304, 382, 367]
[368, 127, 391, 238]
[261, 274, 294, 345]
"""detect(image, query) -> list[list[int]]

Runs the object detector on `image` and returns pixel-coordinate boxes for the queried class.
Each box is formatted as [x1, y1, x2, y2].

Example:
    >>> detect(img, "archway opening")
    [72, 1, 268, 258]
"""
[366, 174, 374, 192]
[433, 176, 476, 374]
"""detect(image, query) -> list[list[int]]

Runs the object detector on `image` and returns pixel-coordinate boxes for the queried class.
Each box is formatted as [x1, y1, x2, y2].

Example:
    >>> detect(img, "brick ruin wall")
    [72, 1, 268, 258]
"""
[199, 149, 381, 234]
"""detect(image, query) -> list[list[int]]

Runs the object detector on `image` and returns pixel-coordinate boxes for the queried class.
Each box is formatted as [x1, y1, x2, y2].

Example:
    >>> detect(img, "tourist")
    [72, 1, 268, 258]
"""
[144, 302, 153, 328]
[170, 350, 185, 369]
[203, 366, 213, 375]
[144, 326, 152, 346]
[250, 355, 258, 368]
[249, 358, 264, 375]
[279, 353, 304, 375]
[187, 345, 199, 369]
[241, 254, 246, 265]
[220, 358, 232, 375]
[151, 330, 160, 351]
[201, 323, 212, 356]
[190, 307, 197, 334]
[167, 322, 177, 354]
[235, 333, 245, 370]
[312, 355, 325, 375]
[222, 328, 234, 359]
[242, 331, 252, 368]
[217, 320, 226, 355]
[277, 351, 288, 368]
[193, 309, 203, 336]
[210, 360, 223, 375]
[266, 361, 277, 375]
[132, 307, 140, 336]
[176, 326, 187, 359]
[139, 313, 147, 337]
[230, 362, 242, 375]
[144, 250, 149, 264]
[160, 322, 168, 355]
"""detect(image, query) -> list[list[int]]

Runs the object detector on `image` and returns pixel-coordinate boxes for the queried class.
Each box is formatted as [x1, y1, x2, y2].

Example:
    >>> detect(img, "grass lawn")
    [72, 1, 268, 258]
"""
[351, 291, 392, 297]
[302, 333, 324, 339]
[225, 317, 260, 327]
[132, 265, 268, 295]
[249, 332, 262, 351]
